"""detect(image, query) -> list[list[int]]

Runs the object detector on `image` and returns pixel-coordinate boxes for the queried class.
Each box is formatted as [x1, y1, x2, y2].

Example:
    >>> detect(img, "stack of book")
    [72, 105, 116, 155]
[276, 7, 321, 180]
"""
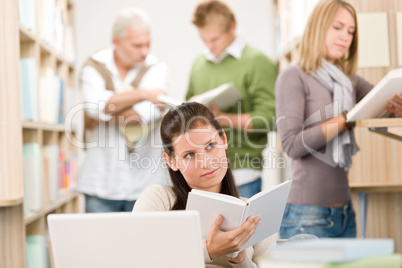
[258, 238, 402, 268]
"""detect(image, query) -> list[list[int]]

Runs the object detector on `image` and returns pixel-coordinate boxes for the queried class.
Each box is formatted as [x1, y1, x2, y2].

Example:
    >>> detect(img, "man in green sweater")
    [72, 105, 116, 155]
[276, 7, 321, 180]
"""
[187, 0, 277, 197]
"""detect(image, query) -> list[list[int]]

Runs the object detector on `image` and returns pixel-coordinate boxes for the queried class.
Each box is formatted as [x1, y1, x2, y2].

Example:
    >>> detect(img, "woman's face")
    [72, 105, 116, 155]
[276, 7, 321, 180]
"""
[325, 7, 355, 63]
[164, 123, 228, 193]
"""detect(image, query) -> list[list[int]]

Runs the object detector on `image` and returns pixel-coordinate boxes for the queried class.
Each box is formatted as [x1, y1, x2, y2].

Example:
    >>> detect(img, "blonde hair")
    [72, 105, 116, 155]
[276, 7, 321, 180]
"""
[112, 7, 151, 39]
[299, 0, 358, 77]
[192, 0, 235, 32]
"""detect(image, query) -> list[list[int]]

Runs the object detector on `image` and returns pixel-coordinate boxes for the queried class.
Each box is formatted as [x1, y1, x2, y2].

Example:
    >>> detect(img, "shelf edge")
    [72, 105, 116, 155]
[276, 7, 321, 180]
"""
[0, 197, 24, 207]
[24, 192, 79, 225]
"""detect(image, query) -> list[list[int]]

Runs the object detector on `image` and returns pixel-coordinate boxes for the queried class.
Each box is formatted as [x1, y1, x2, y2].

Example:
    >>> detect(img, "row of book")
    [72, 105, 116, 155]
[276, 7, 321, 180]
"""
[26, 234, 53, 268]
[19, 0, 76, 62]
[23, 143, 77, 215]
[20, 58, 77, 124]
[258, 238, 402, 268]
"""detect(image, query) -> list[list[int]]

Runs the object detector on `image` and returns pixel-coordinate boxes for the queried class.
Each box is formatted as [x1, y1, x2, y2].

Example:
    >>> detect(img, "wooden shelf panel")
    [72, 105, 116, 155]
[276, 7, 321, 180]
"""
[355, 118, 402, 128]
[24, 192, 79, 225]
[19, 26, 72, 68]
[22, 121, 66, 132]
[39, 40, 53, 55]
[19, 25, 37, 43]
[350, 183, 402, 192]
[0, 197, 24, 207]
[56, 53, 66, 64]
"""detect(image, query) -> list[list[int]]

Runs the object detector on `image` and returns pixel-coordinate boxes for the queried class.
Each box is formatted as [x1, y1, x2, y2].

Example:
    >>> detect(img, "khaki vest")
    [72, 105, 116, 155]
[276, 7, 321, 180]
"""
[83, 57, 156, 151]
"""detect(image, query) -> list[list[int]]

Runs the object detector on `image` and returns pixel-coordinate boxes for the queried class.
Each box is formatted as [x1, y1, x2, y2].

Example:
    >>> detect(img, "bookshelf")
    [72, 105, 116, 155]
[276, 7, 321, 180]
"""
[0, 0, 79, 267]
[275, 0, 402, 254]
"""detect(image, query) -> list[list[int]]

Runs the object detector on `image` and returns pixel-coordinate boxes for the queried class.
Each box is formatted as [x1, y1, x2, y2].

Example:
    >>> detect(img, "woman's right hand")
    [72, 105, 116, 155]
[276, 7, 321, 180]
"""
[385, 93, 402, 117]
[205, 214, 261, 261]
[320, 113, 350, 142]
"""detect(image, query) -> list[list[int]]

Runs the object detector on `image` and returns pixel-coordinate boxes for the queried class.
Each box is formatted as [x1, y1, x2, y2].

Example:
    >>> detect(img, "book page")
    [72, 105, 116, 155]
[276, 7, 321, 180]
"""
[357, 13, 390, 68]
[347, 68, 402, 121]
[157, 94, 183, 107]
[186, 191, 246, 238]
[195, 83, 243, 110]
[240, 180, 292, 251]
[190, 189, 246, 206]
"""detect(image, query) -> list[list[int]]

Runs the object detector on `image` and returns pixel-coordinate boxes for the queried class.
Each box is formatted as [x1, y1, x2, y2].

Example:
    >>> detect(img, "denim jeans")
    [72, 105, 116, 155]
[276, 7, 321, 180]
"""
[237, 178, 262, 198]
[84, 194, 136, 213]
[279, 200, 356, 239]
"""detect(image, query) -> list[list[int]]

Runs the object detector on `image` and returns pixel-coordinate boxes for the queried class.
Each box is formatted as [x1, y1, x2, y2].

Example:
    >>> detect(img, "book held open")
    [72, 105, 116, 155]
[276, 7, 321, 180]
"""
[347, 68, 402, 121]
[158, 82, 243, 110]
[185, 180, 292, 255]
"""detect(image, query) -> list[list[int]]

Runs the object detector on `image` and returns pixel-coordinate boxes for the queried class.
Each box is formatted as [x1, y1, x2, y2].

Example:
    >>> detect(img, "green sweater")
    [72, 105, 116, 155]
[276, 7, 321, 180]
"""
[186, 45, 277, 170]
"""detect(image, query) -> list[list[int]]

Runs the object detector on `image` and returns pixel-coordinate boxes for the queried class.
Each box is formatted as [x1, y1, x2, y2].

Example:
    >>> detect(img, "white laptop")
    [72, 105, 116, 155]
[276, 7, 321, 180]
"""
[48, 211, 205, 268]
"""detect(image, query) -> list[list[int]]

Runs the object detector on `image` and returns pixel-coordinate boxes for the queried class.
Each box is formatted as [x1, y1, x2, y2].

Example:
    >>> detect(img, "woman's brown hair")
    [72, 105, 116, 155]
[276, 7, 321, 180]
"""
[160, 102, 239, 210]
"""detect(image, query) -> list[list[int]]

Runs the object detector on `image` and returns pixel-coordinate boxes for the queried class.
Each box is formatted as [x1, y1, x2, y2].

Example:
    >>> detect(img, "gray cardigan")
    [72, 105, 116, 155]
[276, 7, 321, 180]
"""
[275, 64, 373, 205]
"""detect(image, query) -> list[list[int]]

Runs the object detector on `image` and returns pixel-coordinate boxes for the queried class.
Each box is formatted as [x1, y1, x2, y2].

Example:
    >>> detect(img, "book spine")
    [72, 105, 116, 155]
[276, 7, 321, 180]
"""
[240, 205, 251, 225]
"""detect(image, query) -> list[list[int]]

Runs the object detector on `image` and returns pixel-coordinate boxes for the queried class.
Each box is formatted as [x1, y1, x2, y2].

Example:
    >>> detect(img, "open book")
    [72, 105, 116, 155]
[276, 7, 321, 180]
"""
[158, 82, 243, 110]
[347, 68, 402, 122]
[185, 180, 292, 255]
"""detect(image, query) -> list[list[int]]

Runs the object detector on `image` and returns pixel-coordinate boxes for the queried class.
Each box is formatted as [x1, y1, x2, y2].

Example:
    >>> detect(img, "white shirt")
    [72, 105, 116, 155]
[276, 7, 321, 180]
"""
[204, 37, 260, 186]
[204, 36, 246, 64]
[78, 47, 169, 200]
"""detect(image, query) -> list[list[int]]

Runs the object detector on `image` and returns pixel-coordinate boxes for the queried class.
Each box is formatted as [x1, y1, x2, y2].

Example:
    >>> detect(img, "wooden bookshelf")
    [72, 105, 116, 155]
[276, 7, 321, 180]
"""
[0, 0, 80, 267]
[351, 184, 402, 193]
[275, 0, 402, 254]
[24, 192, 79, 226]
[19, 25, 37, 43]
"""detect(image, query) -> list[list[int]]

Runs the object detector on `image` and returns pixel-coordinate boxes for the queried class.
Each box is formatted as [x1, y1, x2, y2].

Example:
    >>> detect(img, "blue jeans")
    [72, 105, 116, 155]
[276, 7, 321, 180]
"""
[237, 178, 262, 198]
[84, 194, 136, 213]
[279, 200, 356, 239]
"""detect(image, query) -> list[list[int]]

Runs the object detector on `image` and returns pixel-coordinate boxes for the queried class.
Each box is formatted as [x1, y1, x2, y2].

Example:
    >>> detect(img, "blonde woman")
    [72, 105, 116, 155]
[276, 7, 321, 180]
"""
[275, 0, 374, 238]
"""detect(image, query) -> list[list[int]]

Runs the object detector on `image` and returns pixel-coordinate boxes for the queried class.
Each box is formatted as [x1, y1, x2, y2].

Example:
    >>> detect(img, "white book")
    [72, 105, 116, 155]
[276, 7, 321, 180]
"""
[157, 94, 183, 108]
[347, 68, 402, 121]
[186, 180, 292, 254]
[258, 254, 402, 268]
[20, 58, 38, 121]
[19, 0, 36, 31]
[26, 235, 46, 268]
[158, 82, 243, 110]
[23, 143, 44, 213]
[50, 75, 62, 124]
[268, 238, 394, 263]
[43, 145, 59, 203]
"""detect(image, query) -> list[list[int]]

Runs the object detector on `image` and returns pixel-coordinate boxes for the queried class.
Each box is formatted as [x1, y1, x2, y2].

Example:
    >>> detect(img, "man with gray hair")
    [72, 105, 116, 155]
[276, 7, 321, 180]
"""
[78, 7, 169, 212]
